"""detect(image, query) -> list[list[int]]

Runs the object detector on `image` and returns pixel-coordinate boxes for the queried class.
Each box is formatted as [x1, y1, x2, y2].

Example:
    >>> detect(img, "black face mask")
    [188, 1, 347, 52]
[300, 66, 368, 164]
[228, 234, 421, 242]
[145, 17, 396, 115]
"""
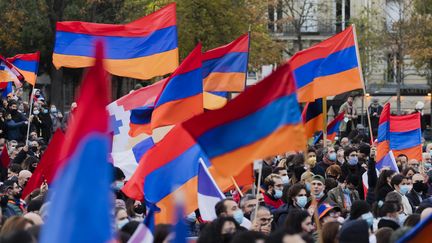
[327, 175, 338, 180]
[413, 182, 428, 193]
[134, 204, 145, 215]
[221, 233, 234, 243]
[30, 146, 38, 153]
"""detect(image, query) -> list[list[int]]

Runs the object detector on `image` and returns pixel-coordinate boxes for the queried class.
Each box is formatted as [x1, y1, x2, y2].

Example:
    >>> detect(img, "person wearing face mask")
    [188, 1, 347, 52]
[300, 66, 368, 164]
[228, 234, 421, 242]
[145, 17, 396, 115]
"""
[328, 174, 360, 213]
[306, 149, 325, 177]
[310, 175, 332, 209]
[49, 105, 63, 132]
[422, 152, 432, 172]
[262, 174, 284, 211]
[348, 200, 374, 228]
[406, 173, 429, 209]
[37, 106, 53, 143]
[325, 165, 342, 181]
[5, 112, 28, 142]
[115, 207, 129, 229]
[273, 167, 290, 186]
[339, 96, 358, 138]
[317, 147, 338, 173]
[341, 147, 366, 199]
[390, 174, 413, 215]
[214, 198, 249, 228]
[274, 183, 310, 227]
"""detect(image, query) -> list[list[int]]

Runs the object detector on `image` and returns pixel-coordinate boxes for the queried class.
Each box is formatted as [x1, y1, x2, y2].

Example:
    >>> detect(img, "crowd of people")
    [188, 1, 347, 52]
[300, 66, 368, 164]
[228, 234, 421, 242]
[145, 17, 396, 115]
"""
[0, 90, 431, 243]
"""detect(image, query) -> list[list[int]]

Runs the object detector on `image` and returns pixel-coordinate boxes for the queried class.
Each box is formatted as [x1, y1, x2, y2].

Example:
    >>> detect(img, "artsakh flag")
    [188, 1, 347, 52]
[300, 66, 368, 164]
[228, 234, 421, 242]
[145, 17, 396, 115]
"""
[53, 3, 178, 80]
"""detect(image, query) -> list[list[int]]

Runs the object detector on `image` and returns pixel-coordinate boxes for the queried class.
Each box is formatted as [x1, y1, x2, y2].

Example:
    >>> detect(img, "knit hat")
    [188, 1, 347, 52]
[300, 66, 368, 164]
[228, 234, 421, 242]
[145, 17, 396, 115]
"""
[350, 200, 371, 220]
[339, 219, 369, 243]
[311, 175, 325, 184]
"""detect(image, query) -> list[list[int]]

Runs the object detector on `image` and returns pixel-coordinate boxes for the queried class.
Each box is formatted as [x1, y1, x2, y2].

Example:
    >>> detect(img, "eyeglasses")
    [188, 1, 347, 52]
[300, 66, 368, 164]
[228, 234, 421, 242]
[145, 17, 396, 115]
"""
[259, 216, 273, 224]
[297, 194, 307, 197]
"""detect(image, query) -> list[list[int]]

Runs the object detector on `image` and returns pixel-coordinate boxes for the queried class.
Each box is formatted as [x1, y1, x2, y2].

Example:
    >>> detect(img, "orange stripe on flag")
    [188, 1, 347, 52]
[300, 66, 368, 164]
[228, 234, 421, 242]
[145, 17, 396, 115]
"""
[312, 67, 363, 98]
[203, 72, 245, 92]
[212, 124, 305, 177]
[304, 114, 324, 139]
[151, 94, 203, 129]
[203, 92, 227, 110]
[16, 69, 36, 86]
[53, 48, 179, 80]
[393, 145, 422, 161]
[297, 83, 315, 102]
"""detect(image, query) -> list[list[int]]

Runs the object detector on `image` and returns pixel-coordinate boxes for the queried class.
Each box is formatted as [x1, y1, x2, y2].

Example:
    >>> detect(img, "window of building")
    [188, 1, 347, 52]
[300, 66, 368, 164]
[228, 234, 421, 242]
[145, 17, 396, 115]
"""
[300, 0, 318, 33]
[335, 0, 350, 32]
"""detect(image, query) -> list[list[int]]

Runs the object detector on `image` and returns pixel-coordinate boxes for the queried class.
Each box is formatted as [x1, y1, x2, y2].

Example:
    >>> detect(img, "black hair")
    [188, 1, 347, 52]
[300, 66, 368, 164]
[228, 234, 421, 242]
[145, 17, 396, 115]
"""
[379, 201, 400, 217]
[285, 208, 310, 234]
[344, 147, 358, 158]
[287, 183, 308, 206]
[375, 170, 396, 195]
[404, 214, 420, 227]
[390, 174, 405, 189]
[346, 174, 360, 187]
[272, 167, 287, 175]
[231, 231, 266, 243]
[215, 198, 234, 217]
[154, 224, 172, 243]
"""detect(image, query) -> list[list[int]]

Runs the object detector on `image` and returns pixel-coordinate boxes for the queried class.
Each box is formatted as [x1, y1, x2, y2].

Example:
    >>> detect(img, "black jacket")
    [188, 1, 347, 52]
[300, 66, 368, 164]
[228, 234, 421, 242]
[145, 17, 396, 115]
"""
[376, 184, 394, 202]
[406, 190, 427, 209]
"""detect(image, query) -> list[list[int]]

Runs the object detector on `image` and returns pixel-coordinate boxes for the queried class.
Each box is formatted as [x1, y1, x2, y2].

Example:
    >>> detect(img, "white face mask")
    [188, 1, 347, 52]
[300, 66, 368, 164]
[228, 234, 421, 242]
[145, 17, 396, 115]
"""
[117, 218, 129, 229]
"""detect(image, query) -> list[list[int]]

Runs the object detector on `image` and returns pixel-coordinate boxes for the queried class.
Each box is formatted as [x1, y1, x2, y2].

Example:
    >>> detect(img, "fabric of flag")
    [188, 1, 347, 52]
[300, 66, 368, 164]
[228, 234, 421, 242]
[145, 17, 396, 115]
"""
[0, 144, 10, 181]
[313, 112, 345, 144]
[0, 82, 12, 98]
[202, 34, 249, 110]
[198, 158, 225, 221]
[389, 112, 422, 161]
[7, 51, 40, 86]
[21, 129, 65, 199]
[53, 3, 178, 80]
[302, 98, 323, 139]
[128, 206, 155, 243]
[396, 213, 432, 243]
[107, 79, 166, 152]
[151, 43, 203, 130]
[289, 26, 363, 102]
[123, 62, 305, 223]
[112, 136, 154, 180]
[40, 42, 113, 243]
[0, 55, 24, 87]
[203, 91, 228, 110]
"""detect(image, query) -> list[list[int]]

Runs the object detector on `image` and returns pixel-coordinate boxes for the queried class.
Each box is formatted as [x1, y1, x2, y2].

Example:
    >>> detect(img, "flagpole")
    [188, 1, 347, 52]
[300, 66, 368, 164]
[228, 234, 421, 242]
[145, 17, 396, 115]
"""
[322, 97, 328, 147]
[230, 176, 244, 197]
[25, 86, 34, 146]
[253, 161, 263, 217]
[244, 25, 251, 90]
[352, 24, 374, 144]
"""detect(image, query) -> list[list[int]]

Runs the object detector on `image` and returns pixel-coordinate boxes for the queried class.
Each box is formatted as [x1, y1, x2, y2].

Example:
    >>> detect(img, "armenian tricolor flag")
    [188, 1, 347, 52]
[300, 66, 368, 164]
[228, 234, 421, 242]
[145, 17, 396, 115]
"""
[0, 55, 24, 87]
[376, 103, 398, 172]
[123, 62, 306, 223]
[289, 26, 363, 102]
[389, 110, 422, 161]
[7, 51, 40, 86]
[203, 34, 249, 110]
[302, 98, 324, 139]
[313, 112, 345, 144]
[151, 43, 203, 131]
[53, 3, 178, 80]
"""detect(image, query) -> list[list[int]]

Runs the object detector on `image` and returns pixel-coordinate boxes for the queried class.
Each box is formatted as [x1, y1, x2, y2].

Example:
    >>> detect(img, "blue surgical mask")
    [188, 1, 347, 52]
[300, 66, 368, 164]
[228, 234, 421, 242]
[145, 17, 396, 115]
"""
[281, 176, 289, 185]
[348, 157, 358, 165]
[115, 181, 124, 190]
[296, 196, 308, 208]
[398, 213, 407, 225]
[315, 191, 324, 199]
[342, 187, 351, 195]
[305, 183, 311, 192]
[117, 218, 129, 229]
[328, 152, 337, 161]
[233, 210, 243, 224]
[274, 189, 283, 199]
[361, 212, 374, 227]
[399, 185, 410, 195]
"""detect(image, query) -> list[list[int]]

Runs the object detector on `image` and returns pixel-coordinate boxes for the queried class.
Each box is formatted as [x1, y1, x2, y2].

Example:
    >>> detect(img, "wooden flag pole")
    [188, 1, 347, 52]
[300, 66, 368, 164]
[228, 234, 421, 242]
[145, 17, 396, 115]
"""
[254, 161, 263, 217]
[352, 24, 374, 144]
[231, 176, 244, 197]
